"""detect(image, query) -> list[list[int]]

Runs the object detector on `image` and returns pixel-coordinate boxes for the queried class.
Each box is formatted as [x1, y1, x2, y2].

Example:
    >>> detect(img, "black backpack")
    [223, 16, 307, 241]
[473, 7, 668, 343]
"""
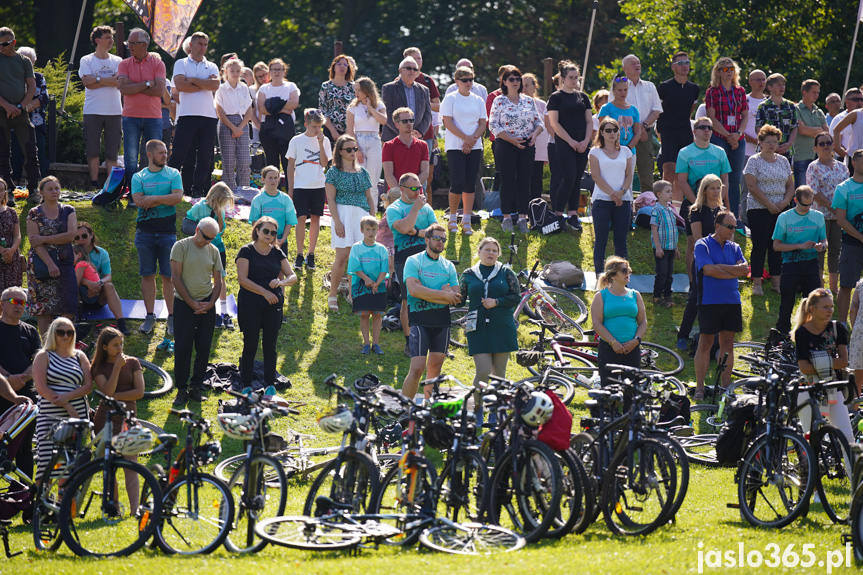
[528, 198, 561, 235]
[715, 393, 761, 467]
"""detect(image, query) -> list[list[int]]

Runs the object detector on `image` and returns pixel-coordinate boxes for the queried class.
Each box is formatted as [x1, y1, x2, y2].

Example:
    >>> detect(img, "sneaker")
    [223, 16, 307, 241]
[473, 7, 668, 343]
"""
[214, 313, 224, 329]
[372, 344, 384, 355]
[167, 315, 174, 336]
[116, 318, 130, 336]
[517, 218, 529, 234]
[305, 253, 316, 271]
[567, 216, 583, 232]
[362, 344, 371, 354]
[172, 389, 188, 405]
[156, 337, 171, 351]
[662, 297, 674, 309]
[189, 387, 207, 402]
[501, 217, 514, 232]
[139, 313, 156, 334]
[222, 314, 234, 330]
[676, 338, 688, 351]
[294, 253, 304, 269]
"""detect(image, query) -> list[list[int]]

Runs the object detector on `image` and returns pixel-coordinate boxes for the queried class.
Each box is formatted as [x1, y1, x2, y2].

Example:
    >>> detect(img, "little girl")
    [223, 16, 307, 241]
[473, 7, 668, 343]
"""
[347, 216, 389, 355]
[73, 245, 101, 307]
[215, 58, 255, 191]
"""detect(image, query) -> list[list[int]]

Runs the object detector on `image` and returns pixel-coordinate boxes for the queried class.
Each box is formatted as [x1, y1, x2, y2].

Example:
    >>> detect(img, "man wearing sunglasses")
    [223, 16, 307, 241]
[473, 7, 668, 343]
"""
[0, 27, 40, 204]
[381, 57, 432, 143]
[169, 217, 223, 404]
[382, 107, 430, 191]
[657, 51, 700, 202]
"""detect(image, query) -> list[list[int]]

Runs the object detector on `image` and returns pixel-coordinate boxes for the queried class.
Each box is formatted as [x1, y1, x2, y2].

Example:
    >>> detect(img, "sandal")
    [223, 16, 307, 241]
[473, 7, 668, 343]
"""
[693, 389, 705, 401]
[328, 296, 339, 311]
[448, 219, 458, 233]
[462, 221, 473, 236]
[751, 283, 764, 296]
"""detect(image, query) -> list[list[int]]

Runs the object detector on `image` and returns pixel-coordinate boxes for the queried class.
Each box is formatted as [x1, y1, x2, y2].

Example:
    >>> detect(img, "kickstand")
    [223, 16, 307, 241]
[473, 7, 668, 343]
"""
[0, 521, 21, 558]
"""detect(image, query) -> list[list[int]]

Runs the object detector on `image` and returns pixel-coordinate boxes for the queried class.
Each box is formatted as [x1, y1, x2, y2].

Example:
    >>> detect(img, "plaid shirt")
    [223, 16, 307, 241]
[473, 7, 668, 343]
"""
[705, 85, 748, 140]
[755, 98, 799, 152]
[650, 203, 678, 250]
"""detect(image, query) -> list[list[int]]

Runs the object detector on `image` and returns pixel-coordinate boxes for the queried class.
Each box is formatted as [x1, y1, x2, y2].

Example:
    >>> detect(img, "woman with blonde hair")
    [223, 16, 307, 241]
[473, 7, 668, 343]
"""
[346, 76, 387, 208]
[215, 58, 255, 191]
[257, 58, 300, 179]
[319, 54, 356, 142]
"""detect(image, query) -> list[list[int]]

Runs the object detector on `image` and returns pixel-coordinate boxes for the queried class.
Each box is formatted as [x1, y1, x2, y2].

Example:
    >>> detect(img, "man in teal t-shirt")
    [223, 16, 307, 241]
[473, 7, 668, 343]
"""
[400, 223, 461, 400]
[831, 150, 863, 323]
[773, 186, 826, 333]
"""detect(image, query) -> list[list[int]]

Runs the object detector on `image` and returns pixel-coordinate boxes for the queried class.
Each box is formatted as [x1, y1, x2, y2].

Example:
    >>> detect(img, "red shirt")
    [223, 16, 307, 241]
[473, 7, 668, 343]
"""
[486, 89, 502, 141]
[705, 85, 748, 139]
[415, 73, 440, 140]
[382, 136, 430, 183]
[117, 53, 166, 119]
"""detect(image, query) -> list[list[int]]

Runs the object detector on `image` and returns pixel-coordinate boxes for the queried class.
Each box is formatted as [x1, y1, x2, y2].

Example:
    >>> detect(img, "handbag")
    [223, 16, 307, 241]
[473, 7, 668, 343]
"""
[541, 261, 584, 289]
[32, 251, 61, 280]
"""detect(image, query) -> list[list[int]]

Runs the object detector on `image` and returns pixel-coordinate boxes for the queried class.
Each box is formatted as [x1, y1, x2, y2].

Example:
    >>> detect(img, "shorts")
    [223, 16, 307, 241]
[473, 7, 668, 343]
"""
[135, 230, 176, 277]
[394, 259, 408, 299]
[409, 325, 450, 357]
[698, 303, 743, 335]
[293, 187, 325, 217]
[331, 204, 370, 249]
[219, 250, 227, 278]
[83, 114, 122, 161]
[79, 285, 101, 307]
[839, 242, 863, 288]
[657, 128, 693, 165]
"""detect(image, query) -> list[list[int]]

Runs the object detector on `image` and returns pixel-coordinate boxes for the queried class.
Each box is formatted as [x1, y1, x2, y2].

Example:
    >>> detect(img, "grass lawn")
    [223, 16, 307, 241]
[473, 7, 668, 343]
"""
[6, 196, 857, 573]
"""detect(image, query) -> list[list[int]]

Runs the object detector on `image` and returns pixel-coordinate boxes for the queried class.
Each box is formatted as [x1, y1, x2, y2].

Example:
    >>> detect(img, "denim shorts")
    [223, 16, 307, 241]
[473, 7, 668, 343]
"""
[135, 230, 176, 277]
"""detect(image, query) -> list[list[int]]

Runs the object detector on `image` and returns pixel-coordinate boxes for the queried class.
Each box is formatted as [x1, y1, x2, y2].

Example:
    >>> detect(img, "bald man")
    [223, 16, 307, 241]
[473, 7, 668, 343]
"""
[170, 216, 223, 404]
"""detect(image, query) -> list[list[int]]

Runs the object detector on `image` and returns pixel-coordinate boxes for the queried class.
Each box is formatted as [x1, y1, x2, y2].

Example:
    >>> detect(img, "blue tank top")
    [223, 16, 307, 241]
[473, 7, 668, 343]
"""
[601, 287, 638, 342]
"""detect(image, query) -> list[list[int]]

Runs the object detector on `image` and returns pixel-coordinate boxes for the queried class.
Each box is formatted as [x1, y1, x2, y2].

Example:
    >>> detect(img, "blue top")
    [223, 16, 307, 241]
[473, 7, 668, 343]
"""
[187, 201, 226, 252]
[403, 251, 459, 327]
[386, 198, 437, 262]
[87, 246, 111, 277]
[598, 102, 640, 146]
[132, 166, 182, 234]
[600, 287, 639, 342]
[249, 190, 298, 239]
[347, 241, 389, 298]
[695, 235, 746, 305]
[675, 143, 731, 189]
[772, 208, 826, 264]
[831, 178, 863, 247]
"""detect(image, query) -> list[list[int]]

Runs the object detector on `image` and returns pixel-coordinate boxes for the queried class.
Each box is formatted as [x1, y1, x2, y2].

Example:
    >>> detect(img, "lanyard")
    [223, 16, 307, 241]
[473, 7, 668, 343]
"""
[720, 85, 737, 117]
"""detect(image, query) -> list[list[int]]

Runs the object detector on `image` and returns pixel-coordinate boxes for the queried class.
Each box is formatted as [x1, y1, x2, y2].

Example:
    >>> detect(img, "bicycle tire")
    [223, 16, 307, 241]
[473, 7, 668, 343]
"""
[731, 342, 767, 378]
[812, 425, 853, 524]
[647, 433, 690, 520]
[639, 342, 684, 376]
[601, 437, 677, 536]
[678, 403, 722, 467]
[215, 452, 300, 486]
[419, 522, 525, 554]
[302, 450, 380, 516]
[32, 450, 65, 552]
[850, 482, 863, 561]
[449, 307, 470, 348]
[371, 455, 438, 546]
[488, 439, 562, 543]
[525, 351, 597, 385]
[569, 432, 602, 532]
[254, 516, 361, 550]
[156, 472, 235, 555]
[436, 449, 489, 523]
[139, 358, 174, 398]
[547, 448, 588, 538]
[530, 287, 588, 332]
[737, 429, 816, 529]
[515, 374, 577, 406]
[58, 458, 163, 557]
[224, 454, 287, 554]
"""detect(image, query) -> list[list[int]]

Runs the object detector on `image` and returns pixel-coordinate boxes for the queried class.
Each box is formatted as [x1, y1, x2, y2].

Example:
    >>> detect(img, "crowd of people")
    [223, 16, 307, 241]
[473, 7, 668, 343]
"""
[2, 23, 863, 487]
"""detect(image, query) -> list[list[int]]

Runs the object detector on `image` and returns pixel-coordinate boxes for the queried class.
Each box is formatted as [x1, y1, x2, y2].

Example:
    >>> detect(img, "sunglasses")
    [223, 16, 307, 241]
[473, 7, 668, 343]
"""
[75, 232, 89, 240]
[457, 77, 475, 83]
[342, 146, 359, 153]
[427, 235, 447, 242]
[200, 230, 214, 242]
[55, 329, 75, 338]
[0, 40, 14, 47]
[506, 76, 522, 82]
[5, 298, 25, 306]
[402, 66, 418, 72]
[695, 124, 714, 131]
[602, 128, 619, 134]
[258, 228, 278, 238]
[400, 185, 422, 192]
[613, 75, 628, 83]
[848, 97, 863, 102]
[719, 66, 734, 73]
[817, 140, 834, 147]
[398, 118, 415, 124]
[673, 60, 691, 66]
[619, 269, 632, 275]
[719, 223, 737, 230]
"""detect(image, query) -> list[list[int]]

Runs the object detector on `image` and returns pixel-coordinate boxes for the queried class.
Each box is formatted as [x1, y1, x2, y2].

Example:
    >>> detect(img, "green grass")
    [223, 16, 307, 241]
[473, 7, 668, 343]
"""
[8, 197, 856, 573]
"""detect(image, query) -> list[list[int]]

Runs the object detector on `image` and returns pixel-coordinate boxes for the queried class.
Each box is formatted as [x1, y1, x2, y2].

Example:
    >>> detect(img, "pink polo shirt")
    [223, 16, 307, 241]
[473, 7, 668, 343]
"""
[117, 54, 166, 119]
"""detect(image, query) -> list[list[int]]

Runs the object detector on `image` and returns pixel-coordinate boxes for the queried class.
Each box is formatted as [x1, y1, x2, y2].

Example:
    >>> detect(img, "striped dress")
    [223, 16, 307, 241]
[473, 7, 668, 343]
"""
[35, 350, 88, 481]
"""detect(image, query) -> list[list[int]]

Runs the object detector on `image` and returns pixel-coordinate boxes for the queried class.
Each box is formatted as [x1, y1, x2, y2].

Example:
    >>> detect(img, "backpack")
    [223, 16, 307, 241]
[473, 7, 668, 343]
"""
[715, 393, 761, 467]
[92, 167, 126, 207]
[537, 390, 573, 451]
[528, 198, 561, 235]
[540, 261, 584, 290]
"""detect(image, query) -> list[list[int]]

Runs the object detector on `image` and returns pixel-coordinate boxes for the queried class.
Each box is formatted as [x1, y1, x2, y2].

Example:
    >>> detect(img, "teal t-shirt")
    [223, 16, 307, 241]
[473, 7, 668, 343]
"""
[87, 246, 111, 277]
[132, 166, 182, 233]
[600, 287, 639, 342]
[403, 251, 459, 327]
[675, 143, 732, 190]
[386, 198, 437, 262]
[187, 201, 226, 252]
[772, 208, 826, 263]
[248, 190, 298, 239]
[831, 178, 863, 247]
[598, 102, 640, 146]
[347, 241, 389, 298]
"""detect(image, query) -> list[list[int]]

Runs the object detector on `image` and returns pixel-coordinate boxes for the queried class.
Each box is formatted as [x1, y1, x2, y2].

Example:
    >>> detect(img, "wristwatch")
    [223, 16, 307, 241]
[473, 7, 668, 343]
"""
[636, 336, 642, 343]
[145, 80, 151, 88]
[96, 76, 101, 84]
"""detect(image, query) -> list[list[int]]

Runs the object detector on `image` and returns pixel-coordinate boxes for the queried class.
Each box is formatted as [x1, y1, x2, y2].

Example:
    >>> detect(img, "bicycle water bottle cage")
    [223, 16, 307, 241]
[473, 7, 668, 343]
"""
[552, 333, 578, 346]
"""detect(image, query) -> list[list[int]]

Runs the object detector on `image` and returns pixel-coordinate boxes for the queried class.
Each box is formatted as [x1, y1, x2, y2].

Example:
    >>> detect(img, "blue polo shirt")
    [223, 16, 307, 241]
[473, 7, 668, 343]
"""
[695, 235, 746, 305]
[831, 178, 863, 247]
[403, 251, 459, 326]
[772, 208, 826, 264]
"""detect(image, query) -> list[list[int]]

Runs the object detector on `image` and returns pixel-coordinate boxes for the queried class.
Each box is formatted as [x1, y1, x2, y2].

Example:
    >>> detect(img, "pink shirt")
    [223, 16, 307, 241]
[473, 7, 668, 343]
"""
[76, 261, 100, 283]
[117, 54, 166, 119]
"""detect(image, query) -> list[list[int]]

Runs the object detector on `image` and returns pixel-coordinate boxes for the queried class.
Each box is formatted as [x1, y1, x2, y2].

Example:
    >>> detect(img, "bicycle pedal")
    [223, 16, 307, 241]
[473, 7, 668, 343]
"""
[726, 502, 740, 509]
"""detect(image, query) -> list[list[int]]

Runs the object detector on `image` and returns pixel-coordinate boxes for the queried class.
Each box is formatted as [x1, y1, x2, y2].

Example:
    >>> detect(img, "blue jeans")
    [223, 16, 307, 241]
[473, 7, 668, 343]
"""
[123, 117, 162, 183]
[710, 134, 746, 218]
[793, 159, 812, 189]
[592, 199, 631, 273]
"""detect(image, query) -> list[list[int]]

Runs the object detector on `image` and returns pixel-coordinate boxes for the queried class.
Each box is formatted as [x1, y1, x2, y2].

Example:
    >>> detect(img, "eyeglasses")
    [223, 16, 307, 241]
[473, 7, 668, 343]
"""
[402, 66, 418, 72]
[506, 76, 522, 82]
[695, 124, 714, 131]
[342, 146, 359, 153]
[398, 118, 415, 124]
[0, 40, 15, 47]
[55, 329, 74, 338]
[128, 41, 147, 46]
[719, 222, 737, 230]
[817, 140, 834, 147]
[719, 66, 734, 73]
[618, 269, 632, 275]
[457, 77, 475, 83]
[200, 230, 214, 242]
[75, 232, 89, 240]
[4, 298, 24, 306]
[797, 201, 813, 207]
[427, 235, 447, 242]
[602, 128, 619, 134]
[400, 184, 422, 192]
[673, 59, 691, 66]
[269, 67, 285, 72]
[259, 227, 278, 237]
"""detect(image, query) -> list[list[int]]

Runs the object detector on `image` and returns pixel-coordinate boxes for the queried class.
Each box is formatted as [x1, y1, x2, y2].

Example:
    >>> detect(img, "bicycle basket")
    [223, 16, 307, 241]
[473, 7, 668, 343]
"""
[217, 412, 258, 440]
[194, 441, 222, 466]
[112, 425, 154, 456]
[424, 420, 455, 450]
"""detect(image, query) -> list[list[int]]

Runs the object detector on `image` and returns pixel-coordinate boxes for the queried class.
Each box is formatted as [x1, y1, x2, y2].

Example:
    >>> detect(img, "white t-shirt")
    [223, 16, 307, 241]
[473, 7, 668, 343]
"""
[830, 110, 852, 152]
[440, 91, 486, 151]
[287, 133, 332, 189]
[258, 82, 300, 122]
[347, 101, 386, 132]
[172, 56, 219, 119]
[589, 146, 634, 202]
[214, 81, 252, 116]
[744, 94, 767, 156]
[533, 98, 549, 162]
[79, 52, 122, 115]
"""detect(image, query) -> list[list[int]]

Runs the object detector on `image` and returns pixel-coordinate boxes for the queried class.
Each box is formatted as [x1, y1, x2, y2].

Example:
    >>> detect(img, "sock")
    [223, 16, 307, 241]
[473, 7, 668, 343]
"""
[449, 213, 457, 222]
[220, 299, 227, 314]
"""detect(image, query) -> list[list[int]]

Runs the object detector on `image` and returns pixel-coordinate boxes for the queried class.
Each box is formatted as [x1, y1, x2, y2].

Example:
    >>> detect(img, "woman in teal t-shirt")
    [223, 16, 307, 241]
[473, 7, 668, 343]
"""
[590, 256, 647, 386]
[598, 74, 642, 149]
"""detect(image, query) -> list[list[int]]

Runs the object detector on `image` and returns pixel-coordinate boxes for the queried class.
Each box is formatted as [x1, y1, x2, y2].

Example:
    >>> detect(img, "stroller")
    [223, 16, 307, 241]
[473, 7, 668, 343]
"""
[0, 402, 38, 521]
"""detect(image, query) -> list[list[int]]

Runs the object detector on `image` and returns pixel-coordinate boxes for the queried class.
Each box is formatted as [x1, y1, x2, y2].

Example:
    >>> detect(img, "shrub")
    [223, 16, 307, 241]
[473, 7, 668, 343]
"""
[38, 54, 87, 164]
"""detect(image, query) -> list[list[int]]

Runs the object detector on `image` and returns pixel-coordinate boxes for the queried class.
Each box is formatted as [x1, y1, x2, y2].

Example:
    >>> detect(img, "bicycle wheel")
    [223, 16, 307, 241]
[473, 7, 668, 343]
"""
[737, 429, 815, 529]
[436, 449, 488, 523]
[58, 458, 162, 557]
[850, 483, 863, 562]
[569, 432, 601, 532]
[139, 358, 174, 398]
[254, 516, 361, 550]
[515, 374, 577, 406]
[678, 403, 721, 467]
[156, 472, 234, 555]
[530, 287, 588, 333]
[302, 450, 380, 516]
[647, 433, 690, 520]
[601, 438, 677, 536]
[731, 342, 766, 378]
[224, 454, 287, 554]
[371, 456, 438, 546]
[32, 452, 65, 552]
[639, 342, 684, 376]
[812, 425, 853, 524]
[449, 307, 470, 348]
[215, 452, 299, 486]
[488, 439, 562, 543]
[547, 448, 588, 538]
[420, 522, 525, 554]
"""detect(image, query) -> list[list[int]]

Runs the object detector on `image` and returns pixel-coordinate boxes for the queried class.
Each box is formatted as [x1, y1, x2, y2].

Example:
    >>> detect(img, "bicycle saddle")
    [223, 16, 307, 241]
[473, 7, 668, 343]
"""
[157, 434, 179, 449]
[587, 389, 611, 400]
[552, 333, 579, 346]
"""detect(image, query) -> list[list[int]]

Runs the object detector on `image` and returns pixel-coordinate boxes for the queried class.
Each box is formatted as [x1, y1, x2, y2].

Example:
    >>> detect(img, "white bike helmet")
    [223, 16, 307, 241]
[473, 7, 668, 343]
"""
[521, 391, 554, 427]
[317, 406, 354, 434]
[111, 425, 154, 456]
[217, 412, 258, 440]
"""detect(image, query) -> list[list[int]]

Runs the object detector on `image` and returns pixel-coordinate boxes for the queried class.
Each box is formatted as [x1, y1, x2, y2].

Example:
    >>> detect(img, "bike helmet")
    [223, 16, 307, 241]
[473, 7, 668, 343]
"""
[317, 406, 354, 434]
[521, 391, 554, 427]
[353, 373, 381, 394]
[217, 412, 258, 440]
[381, 315, 401, 332]
[112, 425, 154, 456]
[194, 441, 222, 466]
[377, 420, 403, 446]
[424, 420, 455, 450]
[430, 396, 465, 420]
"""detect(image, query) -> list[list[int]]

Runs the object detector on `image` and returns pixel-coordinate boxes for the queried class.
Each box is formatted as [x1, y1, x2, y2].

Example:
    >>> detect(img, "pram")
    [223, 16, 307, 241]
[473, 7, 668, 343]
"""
[0, 402, 38, 521]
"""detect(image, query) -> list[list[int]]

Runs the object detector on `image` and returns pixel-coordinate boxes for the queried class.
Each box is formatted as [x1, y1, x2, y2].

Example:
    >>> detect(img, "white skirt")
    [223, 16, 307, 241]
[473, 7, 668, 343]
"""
[331, 203, 371, 249]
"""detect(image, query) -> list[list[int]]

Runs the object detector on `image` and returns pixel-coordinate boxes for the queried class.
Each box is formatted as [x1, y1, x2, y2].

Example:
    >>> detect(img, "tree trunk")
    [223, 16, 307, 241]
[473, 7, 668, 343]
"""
[34, 0, 97, 67]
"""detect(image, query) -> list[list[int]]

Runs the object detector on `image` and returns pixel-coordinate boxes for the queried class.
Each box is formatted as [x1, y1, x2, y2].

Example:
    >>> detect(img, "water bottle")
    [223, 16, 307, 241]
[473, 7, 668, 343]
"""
[716, 394, 728, 420]
[857, 417, 863, 435]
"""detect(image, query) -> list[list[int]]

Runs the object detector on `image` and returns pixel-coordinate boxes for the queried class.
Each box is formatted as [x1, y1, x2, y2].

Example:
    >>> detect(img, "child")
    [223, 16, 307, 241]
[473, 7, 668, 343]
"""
[74, 245, 102, 307]
[187, 182, 235, 328]
[287, 108, 332, 272]
[249, 165, 298, 261]
[650, 180, 678, 308]
[347, 216, 389, 355]
[215, 58, 255, 191]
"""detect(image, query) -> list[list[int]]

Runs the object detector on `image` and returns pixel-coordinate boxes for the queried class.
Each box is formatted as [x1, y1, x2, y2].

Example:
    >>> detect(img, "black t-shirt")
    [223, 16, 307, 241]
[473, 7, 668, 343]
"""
[546, 89, 592, 141]
[795, 321, 848, 363]
[656, 78, 701, 132]
[0, 320, 42, 404]
[236, 243, 287, 307]
[688, 203, 722, 238]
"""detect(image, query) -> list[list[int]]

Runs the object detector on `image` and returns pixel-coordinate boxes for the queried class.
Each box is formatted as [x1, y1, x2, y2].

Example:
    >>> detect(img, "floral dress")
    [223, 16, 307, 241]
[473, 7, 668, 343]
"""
[318, 80, 355, 135]
[26, 204, 77, 316]
[0, 208, 22, 290]
[806, 159, 849, 221]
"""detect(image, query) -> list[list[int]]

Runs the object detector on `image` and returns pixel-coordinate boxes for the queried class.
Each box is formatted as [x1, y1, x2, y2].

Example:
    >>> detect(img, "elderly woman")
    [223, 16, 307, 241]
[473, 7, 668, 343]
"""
[0, 180, 22, 291]
[26, 176, 78, 335]
[326, 135, 375, 311]
[807, 131, 848, 293]
[75, 221, 127, 334]
[256, 58, 300, 181]
[319, 54, 356, 143]
[754, 73, 798, 160]
[441, 66, 487, 236]
[236, 215, 297, 388]
[489, 67, 544, 234]
[705, 57, 748, 219]
[11, 46, 49, 180]
[744, 124, 795, 295]
[346, 77, 387, 208]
